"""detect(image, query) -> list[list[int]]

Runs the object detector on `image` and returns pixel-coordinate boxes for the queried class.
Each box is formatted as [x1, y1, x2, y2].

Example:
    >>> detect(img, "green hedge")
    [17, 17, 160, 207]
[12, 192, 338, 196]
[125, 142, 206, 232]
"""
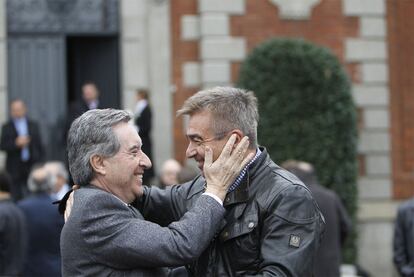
[237, 38, 358, 263]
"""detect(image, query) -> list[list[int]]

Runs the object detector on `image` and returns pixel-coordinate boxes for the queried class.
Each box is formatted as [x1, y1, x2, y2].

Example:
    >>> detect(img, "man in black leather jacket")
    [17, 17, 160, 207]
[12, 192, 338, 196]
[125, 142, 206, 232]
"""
[394, 197, 414, 277]
[139, 87, 325, 276]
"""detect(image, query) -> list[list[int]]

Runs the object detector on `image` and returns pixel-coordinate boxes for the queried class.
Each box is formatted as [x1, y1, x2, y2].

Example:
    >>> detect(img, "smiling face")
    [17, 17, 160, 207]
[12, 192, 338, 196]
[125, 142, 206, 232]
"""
[185, 110, 230, 173]
[102, 122, 152, 203]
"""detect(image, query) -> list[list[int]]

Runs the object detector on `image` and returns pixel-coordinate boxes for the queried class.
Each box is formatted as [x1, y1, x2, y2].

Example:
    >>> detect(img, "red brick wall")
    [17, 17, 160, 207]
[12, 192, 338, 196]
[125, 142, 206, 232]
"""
[171, 0, 199, 162]
[388, 0, 414, 198]
[171, 0, 360, 163]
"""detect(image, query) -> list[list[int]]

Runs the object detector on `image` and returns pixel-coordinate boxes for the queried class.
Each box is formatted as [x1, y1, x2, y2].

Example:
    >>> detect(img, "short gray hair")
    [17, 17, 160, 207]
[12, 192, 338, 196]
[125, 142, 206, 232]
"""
[177, 87, 259, 148]
[67, 109, 131, 186]
[44, 161, 68, 181]
[27, 166, 53, 193]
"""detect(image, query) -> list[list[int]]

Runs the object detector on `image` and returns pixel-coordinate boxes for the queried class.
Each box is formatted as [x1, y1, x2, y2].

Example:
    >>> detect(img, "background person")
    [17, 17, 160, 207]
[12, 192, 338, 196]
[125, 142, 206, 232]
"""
[282, 159, 352, 277]
[44, 161, 70, 201]
[18, 165, 63, 277]
[0, 170, 27, 276]
[134, 89, 155, 185]
[159, 159, 182, 188]
[0, 99, 44, 201]
[393, 197, 414, 277]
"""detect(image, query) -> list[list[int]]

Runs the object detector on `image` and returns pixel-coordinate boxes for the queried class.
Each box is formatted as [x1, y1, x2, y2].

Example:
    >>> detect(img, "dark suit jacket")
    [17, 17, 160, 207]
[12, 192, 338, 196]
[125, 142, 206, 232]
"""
[0, 118, 44, 176]
[135, 105, 154, 180]
[60, 186, 225, 276]
[308, 183, 352, 277]
[0, 198, 27, 276]
[18, 193, 63, 277]
[394, 198, 414, 277]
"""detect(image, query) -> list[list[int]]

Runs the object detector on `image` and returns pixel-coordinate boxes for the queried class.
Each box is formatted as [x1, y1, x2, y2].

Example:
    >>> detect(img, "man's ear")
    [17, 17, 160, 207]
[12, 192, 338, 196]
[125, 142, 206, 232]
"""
[230, 129, 244, 147]
[90, 155, 106, 175]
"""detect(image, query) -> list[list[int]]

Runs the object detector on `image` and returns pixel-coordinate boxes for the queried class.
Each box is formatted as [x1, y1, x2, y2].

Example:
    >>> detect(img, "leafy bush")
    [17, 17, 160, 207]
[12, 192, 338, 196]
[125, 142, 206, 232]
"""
[237, 38, 358, 263]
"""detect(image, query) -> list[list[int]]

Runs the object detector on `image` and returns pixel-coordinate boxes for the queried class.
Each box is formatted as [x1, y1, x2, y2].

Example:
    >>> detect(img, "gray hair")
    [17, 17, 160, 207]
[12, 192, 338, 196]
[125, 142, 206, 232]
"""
[44, 161, 69, 181]
[177, 87, 259, 148]
[67, 109, 131, 186]
[27, 167, 53, 193]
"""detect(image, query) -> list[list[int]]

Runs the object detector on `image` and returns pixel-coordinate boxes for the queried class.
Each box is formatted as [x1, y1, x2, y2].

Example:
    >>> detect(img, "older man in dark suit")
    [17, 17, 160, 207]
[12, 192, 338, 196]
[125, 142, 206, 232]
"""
[61, 109, 252, 276]
[0, 99, 44, 201]
[282, 160, 352, 277]
[18, 166, 63, 277]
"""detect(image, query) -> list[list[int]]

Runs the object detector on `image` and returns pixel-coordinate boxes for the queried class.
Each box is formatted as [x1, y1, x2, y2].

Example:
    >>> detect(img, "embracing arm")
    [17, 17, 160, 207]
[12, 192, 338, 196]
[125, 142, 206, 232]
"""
[83, 193, 225, 268]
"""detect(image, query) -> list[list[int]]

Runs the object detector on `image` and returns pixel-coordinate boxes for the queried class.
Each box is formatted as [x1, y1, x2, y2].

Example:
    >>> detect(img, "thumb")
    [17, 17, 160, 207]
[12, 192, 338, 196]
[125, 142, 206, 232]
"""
[203, 146, 213, 170]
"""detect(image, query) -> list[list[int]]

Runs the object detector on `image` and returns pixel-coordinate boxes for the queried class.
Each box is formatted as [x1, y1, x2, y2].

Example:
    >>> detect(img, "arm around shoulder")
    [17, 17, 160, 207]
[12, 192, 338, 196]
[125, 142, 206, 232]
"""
[84, 192, 225, 269]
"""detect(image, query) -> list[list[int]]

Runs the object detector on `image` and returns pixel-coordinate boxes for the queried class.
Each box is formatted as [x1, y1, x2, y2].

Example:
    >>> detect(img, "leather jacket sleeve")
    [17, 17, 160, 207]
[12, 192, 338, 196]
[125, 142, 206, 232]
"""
[393, 204, 414, 277]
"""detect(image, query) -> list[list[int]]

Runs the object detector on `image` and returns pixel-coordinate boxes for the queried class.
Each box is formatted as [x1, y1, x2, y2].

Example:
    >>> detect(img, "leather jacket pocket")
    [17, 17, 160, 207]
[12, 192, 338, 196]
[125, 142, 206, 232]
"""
[219, 212, 260, 268]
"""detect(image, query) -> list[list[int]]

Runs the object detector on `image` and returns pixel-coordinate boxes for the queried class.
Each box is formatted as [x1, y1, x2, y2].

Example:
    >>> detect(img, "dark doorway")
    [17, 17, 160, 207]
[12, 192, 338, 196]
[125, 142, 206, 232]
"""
[66, 36, 120, 109]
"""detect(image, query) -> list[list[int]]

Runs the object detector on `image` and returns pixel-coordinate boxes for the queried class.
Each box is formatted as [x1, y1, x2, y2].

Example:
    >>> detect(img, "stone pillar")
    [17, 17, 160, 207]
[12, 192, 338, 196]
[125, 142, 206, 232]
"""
[343, 0, 396, 276]
[120, 0, 172, 174]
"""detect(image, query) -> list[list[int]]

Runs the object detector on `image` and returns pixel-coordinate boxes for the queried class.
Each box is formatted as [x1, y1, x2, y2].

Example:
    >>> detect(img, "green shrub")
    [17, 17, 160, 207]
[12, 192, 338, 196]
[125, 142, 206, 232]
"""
[237, 38, 358, 263]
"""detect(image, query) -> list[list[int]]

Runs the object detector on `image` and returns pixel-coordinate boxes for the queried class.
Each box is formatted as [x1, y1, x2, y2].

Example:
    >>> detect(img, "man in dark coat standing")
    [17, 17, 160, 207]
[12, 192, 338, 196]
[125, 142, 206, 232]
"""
[18, 165, 63, 277]
[134, 89, 155, 185]
[393, 197, 414, 277]
[65, 82, 101, 135]
[282, 160, 352, 277]
[0, 99, 44, 201]
[0, 170, 27, 275]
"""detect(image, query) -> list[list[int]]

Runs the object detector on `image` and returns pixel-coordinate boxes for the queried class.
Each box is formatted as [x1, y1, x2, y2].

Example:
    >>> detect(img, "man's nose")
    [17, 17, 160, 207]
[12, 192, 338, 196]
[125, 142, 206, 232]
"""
[140, 152, 152, 169]
[185, 143, 196, 158]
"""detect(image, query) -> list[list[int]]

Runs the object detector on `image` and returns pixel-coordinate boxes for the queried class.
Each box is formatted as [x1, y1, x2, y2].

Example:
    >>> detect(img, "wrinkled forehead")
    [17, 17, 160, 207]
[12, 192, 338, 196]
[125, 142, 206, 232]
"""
[186, 110, 215, 136]
[112, 123, 142, 148]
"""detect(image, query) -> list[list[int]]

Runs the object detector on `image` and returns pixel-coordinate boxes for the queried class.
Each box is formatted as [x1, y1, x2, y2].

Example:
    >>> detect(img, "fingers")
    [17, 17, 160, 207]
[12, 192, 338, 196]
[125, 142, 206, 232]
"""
[217, 134, 237, 161]
[203, 146, 213, 171]
[64, 192, 74, 222]
[233, 136, 249, 161]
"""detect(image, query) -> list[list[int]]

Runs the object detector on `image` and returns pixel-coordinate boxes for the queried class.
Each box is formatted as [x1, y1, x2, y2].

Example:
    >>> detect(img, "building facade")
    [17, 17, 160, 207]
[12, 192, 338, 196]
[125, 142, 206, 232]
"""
[0, 0, 412, 276]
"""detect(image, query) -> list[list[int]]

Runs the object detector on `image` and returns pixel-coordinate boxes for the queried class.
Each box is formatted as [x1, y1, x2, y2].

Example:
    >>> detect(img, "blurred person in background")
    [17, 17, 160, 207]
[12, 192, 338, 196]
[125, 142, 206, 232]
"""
[393, 196, 414, 277]
[134, 89, 155, 185]
[65, 82, 101, 140]
[0, 99, 44, 201]
[0, 169, 27, 276]
[44, 161, 70, 201]
[68, 82, 101, 121]
[159, 159, 182, 188]
[282, 159, 352, 277]
[18, 165, 63, 277]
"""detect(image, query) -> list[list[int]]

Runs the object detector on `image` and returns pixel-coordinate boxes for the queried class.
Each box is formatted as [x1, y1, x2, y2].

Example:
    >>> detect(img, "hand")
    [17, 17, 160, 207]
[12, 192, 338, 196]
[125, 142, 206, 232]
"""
[204, 135, 254, 200]
[64, 192, 74, 222]
[64, 185, 80, 222]
[15, 136, 30, 148]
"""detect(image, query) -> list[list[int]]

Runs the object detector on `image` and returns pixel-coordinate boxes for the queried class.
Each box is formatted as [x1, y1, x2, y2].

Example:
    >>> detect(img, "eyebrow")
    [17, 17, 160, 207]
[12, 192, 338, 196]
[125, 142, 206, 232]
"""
[128, 144, 140, 151]
[187, 134, 202, 140]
